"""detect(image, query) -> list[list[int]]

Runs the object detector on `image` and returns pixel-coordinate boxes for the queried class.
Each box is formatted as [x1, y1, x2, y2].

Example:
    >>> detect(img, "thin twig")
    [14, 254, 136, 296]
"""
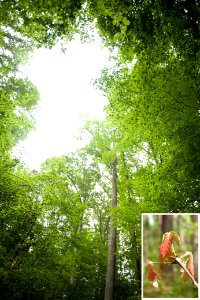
[175, 257, 198, 288]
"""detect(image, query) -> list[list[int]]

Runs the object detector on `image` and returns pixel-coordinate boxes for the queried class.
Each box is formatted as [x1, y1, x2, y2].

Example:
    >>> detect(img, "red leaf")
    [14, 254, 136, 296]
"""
[147, 260, 162, 288]
[159, 232, 173, 259]
[188, 253, 194, 277]
[147, 260, 156, 282]
[159, 231, 181, 261]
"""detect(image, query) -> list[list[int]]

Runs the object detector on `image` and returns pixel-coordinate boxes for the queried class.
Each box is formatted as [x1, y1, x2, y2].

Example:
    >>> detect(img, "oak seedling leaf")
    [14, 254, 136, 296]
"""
[147, 260, 162, 288]
[159, 231, 181, 261]
[159, 232, 173, 259]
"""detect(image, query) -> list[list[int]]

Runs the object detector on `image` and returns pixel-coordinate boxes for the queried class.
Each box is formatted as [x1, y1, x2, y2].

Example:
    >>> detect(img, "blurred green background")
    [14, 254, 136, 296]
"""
[143, 214, 198, 298]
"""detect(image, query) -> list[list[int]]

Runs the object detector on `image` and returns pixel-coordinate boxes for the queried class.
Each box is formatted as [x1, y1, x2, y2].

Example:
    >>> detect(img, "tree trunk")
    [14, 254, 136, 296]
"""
[104, 157, 117, 300]
[131, 229, 141, 292]
[177, 215, 184, 247]
[162, 215, 173, 233]
[122, 153, 141, 293]
[70, 197, 85, 285]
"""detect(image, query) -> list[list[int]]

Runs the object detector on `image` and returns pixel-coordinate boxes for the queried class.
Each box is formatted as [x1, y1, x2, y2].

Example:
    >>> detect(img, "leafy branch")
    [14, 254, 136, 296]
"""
[147, 231, 198, 289]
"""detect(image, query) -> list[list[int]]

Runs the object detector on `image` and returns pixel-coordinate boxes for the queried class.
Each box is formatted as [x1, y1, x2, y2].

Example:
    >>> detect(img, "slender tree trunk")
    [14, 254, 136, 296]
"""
[131, 229, 141, 292]
[104, 157, 117, 300]
[177, 215, 184, 245]
[122, 153, 141, 293]
[70, 197, 85, 285]
[162, 215, 173, 233]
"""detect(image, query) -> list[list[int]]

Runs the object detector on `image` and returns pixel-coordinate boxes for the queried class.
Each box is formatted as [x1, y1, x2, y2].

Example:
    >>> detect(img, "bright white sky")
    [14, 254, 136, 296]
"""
[13, 35, 111, 170]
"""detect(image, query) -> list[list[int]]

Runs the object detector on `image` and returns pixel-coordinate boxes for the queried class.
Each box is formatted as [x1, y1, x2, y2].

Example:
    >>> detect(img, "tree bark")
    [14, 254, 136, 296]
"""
[122, 153, 141, 293]
[162, 215, 173, 233]
[121, 153, 141, 295]
[104, 157, 117, 300]
[131, 229, 141, 291]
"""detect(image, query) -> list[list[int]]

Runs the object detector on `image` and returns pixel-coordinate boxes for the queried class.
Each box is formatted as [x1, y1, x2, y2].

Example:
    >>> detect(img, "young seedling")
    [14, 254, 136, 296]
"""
[147, 231, 198, 289]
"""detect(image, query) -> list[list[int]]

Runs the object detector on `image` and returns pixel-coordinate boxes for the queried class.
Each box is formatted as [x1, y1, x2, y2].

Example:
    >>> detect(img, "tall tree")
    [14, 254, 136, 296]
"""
[83, 120, 142, 298]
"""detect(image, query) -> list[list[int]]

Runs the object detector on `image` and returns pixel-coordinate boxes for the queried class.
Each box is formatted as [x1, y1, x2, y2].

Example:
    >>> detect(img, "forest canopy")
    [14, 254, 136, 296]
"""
[0, 1, 199, 299]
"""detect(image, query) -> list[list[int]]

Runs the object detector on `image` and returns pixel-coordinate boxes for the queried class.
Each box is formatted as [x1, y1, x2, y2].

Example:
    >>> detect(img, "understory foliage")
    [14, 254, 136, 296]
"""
[0, 1, 199, 299]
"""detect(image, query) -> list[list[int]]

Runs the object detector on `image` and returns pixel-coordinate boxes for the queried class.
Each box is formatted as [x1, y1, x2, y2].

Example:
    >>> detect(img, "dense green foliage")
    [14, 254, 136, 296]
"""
[0, 1, 199, 299]
[98, 55, 200, 213]
[0, 0, 86, 46]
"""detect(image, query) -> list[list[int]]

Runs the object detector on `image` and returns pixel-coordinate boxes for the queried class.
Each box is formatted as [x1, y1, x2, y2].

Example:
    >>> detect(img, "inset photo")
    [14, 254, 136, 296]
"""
[142, 214, 198, 298]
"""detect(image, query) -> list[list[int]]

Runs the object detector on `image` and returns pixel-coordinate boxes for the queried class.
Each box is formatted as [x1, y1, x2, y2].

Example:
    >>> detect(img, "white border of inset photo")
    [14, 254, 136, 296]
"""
[142, 213, 199, 300]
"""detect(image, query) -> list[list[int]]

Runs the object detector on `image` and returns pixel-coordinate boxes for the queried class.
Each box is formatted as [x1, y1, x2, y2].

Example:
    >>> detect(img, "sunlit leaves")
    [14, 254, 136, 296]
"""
[0, 24, 40, 157]
[0, 0, 85, 46]
[99, 52, 200, 212]
[0, 76, 39, 153]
